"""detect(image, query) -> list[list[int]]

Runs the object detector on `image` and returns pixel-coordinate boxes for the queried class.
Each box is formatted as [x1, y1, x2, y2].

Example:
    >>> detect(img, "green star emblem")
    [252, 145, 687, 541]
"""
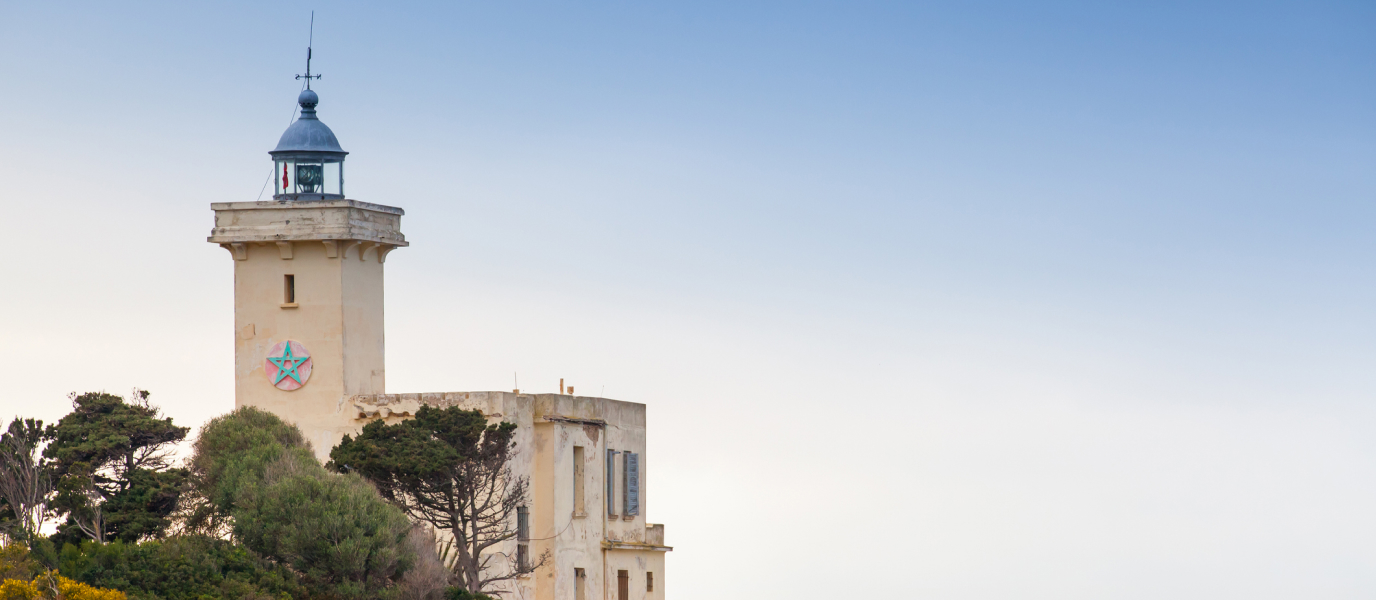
[267, 342, 310, 384]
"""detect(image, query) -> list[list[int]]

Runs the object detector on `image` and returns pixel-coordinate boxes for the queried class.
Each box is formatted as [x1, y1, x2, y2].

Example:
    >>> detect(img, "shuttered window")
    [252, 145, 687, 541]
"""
[625, 452, 640, 516]
[516, 505, 529, 570]
[606, 450, 618, 516]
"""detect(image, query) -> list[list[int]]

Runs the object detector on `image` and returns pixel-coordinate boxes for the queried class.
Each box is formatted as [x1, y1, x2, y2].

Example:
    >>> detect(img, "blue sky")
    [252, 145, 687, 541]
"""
[2, 2, 1374, 598]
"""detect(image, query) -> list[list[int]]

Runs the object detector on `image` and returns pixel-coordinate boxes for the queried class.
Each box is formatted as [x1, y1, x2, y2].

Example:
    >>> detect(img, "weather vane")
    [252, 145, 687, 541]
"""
[295, 11, 321, 90]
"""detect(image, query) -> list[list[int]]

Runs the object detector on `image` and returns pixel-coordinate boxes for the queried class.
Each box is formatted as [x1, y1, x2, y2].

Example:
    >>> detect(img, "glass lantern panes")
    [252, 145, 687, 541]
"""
[275, 159, 344, 198]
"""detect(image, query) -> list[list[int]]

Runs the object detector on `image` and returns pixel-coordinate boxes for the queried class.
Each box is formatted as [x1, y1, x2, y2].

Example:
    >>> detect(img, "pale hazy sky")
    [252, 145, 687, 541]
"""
[1, 2, 1374, 598]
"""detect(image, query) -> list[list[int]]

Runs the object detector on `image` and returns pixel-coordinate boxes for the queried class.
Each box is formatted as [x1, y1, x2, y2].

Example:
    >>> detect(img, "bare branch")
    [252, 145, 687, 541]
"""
[0, 418, 52, 540]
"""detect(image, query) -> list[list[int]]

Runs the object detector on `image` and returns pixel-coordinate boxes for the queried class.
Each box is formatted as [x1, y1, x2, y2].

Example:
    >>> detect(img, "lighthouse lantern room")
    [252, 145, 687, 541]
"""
[270, 88, 347, 201]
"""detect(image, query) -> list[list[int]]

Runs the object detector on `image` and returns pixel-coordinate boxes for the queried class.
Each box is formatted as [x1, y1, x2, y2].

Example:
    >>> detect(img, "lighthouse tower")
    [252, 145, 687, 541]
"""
[208, 80, 407, 458]
[207, 57, 671, 600]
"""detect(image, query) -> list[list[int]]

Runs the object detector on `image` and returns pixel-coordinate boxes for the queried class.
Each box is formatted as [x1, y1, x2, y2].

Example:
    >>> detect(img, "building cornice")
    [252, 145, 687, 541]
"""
[208, 199, 408, 247]
[602, 540, 673, 552]
[542, 415, 607, 427]
[210, 199, 403, 214]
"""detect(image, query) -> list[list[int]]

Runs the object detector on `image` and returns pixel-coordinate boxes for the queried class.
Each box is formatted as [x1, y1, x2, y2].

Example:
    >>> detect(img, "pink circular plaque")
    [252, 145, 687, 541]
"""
[264, 340, 313, 391]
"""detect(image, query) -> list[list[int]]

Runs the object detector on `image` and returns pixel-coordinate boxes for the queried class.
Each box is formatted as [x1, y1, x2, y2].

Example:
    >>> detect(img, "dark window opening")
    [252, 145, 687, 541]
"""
[647, 571, 654, 592]
[284, 274, 296, 304]
[516, 505, 529, 571]
[617, 570, 629, 600]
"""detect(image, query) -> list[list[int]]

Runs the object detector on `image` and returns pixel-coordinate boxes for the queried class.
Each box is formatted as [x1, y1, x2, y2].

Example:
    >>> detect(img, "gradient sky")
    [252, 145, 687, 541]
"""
[1, 2, 1374, 598]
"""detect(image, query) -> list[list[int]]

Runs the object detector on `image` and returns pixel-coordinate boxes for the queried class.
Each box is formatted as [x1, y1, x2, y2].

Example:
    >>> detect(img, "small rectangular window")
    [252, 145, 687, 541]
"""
[283, 274, 296, 304]
[574, 568, 586, 600]
[617, 570, 629, 600]
[647, 571, 654, 592]
[573, 446, 586, 514]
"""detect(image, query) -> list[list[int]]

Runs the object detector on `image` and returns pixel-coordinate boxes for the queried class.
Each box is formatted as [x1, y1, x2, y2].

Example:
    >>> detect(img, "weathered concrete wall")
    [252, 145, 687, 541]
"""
[605, 549, 664, 600]
[354, 392, 670, 600]
[530, 400, 609, 600]
[209, 199, 407, 245]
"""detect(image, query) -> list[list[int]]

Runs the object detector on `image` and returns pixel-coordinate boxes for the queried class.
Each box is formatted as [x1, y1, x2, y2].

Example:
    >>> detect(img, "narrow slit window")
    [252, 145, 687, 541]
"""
[647, 572, 654, 592]
[617, 570, 629, 600]
[284, 274, 296, 304]
[574, 568, 586, 600]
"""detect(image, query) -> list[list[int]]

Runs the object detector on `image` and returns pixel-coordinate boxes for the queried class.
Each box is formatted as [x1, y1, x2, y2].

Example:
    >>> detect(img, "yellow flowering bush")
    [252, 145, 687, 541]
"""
[0, 578, 38, 600]
[0, 573, 124, 600]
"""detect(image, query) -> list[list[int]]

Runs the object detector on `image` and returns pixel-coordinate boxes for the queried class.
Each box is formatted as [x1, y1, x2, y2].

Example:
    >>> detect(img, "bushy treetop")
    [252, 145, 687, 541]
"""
[44, 392, 187, 475]
[189, 407, 314, 515]
[191, 408, 414, 600]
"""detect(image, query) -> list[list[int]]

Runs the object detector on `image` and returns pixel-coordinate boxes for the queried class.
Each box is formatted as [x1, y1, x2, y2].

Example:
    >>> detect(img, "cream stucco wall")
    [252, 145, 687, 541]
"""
[353, 393, 670, 600]
[210, 199, 404, 461]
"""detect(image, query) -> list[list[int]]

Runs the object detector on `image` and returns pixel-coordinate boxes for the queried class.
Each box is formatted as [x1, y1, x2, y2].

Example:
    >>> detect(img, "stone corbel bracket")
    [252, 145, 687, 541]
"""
[220, 243, 249, 261]
[355, 242, 397, 263]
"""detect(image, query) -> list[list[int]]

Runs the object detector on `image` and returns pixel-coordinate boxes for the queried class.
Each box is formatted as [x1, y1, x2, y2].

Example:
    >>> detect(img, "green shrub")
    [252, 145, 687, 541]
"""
[233, 458, 412, 599]
[442, 589, 493, 600]
[189, 407, 314, 516]
[0, 543, 40, 582]
[55, 536, 304, 600]
[190, 408, 413, 600]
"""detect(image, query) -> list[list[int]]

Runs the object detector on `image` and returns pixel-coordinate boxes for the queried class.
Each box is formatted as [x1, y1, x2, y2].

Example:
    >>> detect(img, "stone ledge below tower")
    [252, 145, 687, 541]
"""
[208, 199, 408, 246]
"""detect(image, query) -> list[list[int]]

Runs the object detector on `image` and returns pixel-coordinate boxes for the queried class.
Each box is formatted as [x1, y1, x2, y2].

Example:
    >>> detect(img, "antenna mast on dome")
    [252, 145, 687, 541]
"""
[295, 11, 322, 90]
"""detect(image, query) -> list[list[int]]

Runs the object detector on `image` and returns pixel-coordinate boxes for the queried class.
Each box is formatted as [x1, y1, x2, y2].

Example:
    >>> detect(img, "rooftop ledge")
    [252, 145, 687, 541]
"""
[209, 199, 404, 215]
[208, 199, 408, 246]
[602, 540, 673, 553]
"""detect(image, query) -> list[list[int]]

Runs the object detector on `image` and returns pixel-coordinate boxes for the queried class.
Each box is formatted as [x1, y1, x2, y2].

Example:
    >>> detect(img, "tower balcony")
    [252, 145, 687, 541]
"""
[208, 199, 407, 262]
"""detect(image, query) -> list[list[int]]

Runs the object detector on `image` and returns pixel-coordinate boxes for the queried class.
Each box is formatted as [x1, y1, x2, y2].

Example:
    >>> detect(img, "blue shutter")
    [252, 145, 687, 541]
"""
[626, 453, 640, 516]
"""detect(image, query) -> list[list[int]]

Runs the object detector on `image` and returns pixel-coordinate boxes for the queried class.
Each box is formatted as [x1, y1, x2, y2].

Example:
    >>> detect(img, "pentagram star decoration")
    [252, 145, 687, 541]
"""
[264, 340, 313, 390]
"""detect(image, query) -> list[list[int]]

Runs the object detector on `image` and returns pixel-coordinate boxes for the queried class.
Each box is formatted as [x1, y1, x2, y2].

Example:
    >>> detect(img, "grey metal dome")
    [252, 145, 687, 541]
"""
[270, 90, 348, 159]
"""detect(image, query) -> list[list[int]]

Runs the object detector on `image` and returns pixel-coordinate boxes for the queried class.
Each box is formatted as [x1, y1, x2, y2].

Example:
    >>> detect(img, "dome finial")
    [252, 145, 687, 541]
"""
[298, 89, 319, 110]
